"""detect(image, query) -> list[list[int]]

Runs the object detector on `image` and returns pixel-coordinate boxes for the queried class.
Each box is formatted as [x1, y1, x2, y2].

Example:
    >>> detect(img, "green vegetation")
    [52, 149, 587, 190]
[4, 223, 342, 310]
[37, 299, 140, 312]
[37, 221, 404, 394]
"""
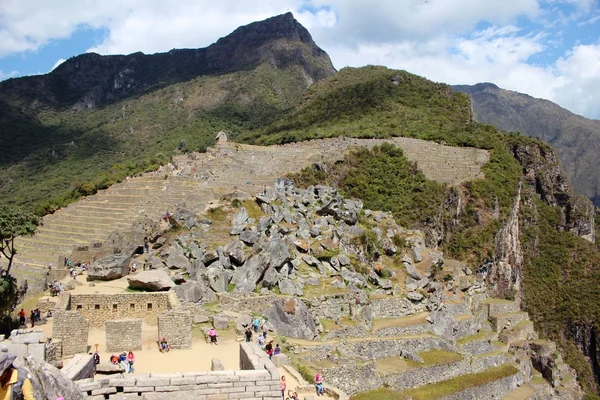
[0, 206, 41, 273]
[350, 388, 408, 400]
[402, 364, 518, 400]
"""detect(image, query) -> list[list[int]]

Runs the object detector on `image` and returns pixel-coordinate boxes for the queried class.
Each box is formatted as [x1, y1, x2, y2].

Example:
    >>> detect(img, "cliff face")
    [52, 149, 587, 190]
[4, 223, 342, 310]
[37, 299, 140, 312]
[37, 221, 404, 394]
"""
[453, 83, 600, 206]
[0, 12, 336, 110]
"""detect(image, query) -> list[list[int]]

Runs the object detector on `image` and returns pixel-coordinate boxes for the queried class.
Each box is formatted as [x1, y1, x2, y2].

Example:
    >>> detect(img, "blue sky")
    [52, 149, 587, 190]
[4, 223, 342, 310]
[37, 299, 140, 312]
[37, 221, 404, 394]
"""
[1, 0, 599, 118]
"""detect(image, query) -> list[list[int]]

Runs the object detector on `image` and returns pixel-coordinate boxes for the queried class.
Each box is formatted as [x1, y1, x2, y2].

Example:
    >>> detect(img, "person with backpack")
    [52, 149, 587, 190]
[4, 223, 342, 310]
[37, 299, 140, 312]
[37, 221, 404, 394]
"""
[0, 352, 35, 399]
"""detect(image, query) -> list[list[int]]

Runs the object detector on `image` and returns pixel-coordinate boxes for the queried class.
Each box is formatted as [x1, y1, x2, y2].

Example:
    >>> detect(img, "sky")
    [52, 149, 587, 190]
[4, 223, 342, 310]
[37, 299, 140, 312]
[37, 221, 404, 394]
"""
[0, 0, 599, 119]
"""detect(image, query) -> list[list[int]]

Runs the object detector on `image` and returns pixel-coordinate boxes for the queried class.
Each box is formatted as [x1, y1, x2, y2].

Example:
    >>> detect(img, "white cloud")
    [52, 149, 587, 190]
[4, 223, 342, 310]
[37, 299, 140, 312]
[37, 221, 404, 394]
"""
[51, 58, 66, 71]
[0, 0, 599, 118]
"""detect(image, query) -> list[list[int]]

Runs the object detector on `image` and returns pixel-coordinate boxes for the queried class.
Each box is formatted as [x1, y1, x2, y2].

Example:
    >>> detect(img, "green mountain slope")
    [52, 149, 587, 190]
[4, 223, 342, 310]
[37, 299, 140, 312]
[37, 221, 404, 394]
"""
[0, 13, 335, 212]
[453, 83, 600, 206]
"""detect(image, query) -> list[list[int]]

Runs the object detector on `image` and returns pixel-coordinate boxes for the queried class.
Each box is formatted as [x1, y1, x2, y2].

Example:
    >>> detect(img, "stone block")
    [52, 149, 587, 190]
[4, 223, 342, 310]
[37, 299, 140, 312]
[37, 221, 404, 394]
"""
[270, 354, 290, 366]
[136, 377, 171, 387]
[211, 358, 224, 371]
[171, 377, 196, 385]
[123, 386, 155, 393]
[91, 387, 117, 395]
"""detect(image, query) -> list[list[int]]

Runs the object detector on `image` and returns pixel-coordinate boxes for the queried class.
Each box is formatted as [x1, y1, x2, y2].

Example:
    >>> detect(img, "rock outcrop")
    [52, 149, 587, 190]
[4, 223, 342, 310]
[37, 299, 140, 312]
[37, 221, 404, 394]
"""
[87, 254, 130, 281]
[127, 269, 174, 291]
[266, 298, 318, 340]
[14, 354, 85, 400]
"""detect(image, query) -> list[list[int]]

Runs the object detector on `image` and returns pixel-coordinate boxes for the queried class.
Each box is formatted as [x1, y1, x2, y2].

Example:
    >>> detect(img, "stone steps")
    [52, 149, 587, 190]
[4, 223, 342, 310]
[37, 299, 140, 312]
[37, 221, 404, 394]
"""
[490, 312, 530, 333]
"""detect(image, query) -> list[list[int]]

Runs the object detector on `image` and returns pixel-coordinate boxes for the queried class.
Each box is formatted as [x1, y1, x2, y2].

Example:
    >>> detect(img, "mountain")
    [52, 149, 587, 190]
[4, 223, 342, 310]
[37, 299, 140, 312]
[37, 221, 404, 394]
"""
[2, 13, 600, 396]
[0, 13, 335, 212]
[0, 12, 335, 111]
[453, 83, 600, 206]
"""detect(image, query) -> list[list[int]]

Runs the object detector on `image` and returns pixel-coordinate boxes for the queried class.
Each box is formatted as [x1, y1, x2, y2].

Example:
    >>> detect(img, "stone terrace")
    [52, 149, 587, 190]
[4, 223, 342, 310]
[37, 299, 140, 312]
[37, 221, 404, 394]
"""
[290, 296, 582, 400]
[2, 137, 488, 294]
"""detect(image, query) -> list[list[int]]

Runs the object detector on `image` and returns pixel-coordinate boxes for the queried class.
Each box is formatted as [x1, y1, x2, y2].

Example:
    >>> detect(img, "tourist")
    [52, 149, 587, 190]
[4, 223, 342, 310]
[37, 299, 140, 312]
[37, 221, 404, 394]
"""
[257, 333, 265, 349]
[160, 338, 170, 352]
[288, 391, 299, 400]
[30, 310, 35, 328]
[126, 351, 135, 373]
[315, 372, 325, 396]
[274, 344, 281, 356]
[262, 323, 268, 340]
[18, 309, 25, 327]
[244, 327, 253, 343]
[0, 352, 34, 400]
[266, 341, 274, 359]
[209, 328, 218, 345]
[93, 352, 100, 365]
[119, 352, 127, 370]
[253, 317, 260, 333]
[280, 376, 286, 400]
[144, 237, 149, 254]
[110, 355, 119, 364]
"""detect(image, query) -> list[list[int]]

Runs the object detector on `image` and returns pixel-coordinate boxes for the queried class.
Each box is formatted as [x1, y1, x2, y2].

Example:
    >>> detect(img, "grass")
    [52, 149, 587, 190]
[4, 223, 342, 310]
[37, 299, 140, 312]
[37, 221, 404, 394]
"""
[376, 350, 462, 376]
[321, 318, 359, 331]
[456, 331, 495, 346]
[350, 388, 408, 400]
[401, 364, 519, 400]
[371, 313, 429, 332]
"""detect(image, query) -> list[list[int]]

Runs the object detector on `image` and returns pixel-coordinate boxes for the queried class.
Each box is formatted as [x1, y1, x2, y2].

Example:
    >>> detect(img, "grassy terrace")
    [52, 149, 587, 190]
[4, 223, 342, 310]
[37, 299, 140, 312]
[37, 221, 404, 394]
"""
[376, 350, 463, 375]
[401, 364, 518, 400]
[371, 312, 430, 332]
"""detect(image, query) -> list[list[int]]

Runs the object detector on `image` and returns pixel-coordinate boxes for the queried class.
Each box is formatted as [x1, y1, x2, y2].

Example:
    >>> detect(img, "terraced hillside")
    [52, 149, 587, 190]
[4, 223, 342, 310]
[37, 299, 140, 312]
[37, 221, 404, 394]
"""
[290, 293, 582, 399]
[2, 137, 488, 294]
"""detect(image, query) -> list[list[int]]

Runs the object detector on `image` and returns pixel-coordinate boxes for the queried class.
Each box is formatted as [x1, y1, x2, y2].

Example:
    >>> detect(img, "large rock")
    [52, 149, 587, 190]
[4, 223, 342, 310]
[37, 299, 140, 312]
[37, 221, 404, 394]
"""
[231, 253, 270, 292]
[232, 207, 249, 226]
[87, 254, 130, 281]
[239, 230, 259, 245]
[207, 266, 230, 292]
[169, 208, 197, 229]
[265, 237, 292, 269]
[279, 279, 303, 296]
[14, 353, 85, 400]
[316, 196, 361, 225]
[225, 238, 246, 265]
[174, 281, 216, 303]
[166, 245, 191, 270]
[265, 298, 318, 340]
[127, 269, 175, 291]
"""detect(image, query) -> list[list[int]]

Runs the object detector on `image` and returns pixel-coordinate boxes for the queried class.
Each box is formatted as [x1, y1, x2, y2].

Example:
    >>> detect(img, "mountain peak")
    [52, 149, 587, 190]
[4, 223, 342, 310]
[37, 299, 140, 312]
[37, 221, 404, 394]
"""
[0, 13, 334, 110]
[214, 12, 315, 48]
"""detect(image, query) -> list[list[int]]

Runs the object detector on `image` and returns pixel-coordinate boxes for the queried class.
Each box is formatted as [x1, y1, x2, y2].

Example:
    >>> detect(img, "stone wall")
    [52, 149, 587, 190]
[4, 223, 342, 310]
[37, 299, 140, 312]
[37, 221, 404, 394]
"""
[52, 311, 89, 356]
[1, 329, 46, 360]
[70, 293, 171, 326]
[157, 311, 191, 349]
[106, 319, 142, 352]
[369, 297, 426, 319]
[77, 343, 281, 399]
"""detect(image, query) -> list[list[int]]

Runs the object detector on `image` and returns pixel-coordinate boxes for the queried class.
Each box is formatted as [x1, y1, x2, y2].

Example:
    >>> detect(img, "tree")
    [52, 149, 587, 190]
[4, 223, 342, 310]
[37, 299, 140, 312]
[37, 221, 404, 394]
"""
[0, 206, 41, 275]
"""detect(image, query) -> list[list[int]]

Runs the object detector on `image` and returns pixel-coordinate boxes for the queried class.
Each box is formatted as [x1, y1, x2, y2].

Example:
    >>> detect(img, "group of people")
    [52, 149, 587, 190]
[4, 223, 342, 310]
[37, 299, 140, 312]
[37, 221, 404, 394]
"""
[110, 351, 136, 373]
[49, 281, 63, 296]
[17, 309, 42, 328]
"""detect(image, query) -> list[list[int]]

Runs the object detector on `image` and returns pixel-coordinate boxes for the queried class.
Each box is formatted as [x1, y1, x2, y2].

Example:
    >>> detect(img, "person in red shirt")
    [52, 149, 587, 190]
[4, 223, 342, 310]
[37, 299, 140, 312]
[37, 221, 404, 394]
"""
[18, 309, 25, 327]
